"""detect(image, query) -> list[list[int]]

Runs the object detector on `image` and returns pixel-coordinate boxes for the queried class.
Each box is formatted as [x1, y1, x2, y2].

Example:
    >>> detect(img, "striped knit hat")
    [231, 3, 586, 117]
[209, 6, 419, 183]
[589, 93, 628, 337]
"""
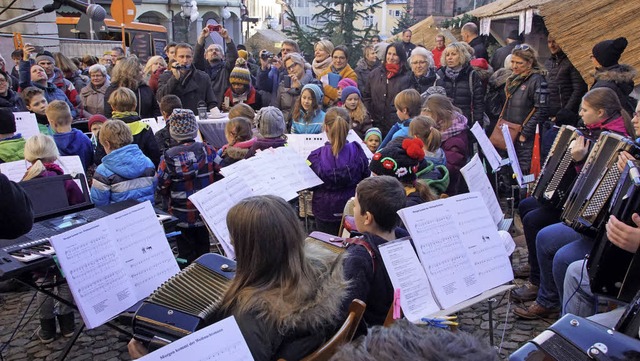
[169, 109, 198, 142]
[229, 58, 251, 85]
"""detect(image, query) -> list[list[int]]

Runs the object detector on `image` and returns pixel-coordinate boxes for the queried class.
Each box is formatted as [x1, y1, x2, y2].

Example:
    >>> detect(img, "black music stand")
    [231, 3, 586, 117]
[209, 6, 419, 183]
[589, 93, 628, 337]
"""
[19, 174, 93, 222]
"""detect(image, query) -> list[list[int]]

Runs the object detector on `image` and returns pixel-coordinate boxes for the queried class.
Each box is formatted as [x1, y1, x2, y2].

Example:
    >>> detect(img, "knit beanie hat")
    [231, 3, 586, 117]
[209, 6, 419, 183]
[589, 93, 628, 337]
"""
[255, 106, 285, 138]
[374, 42, 390, 61]
[592, 37, 628, 68]
[337, 78, 357, 89]
[340, 86, 361, 103]
[364, 127, 382, 142]
[237, 49, 248, 60]
[169, 109, 198, 142]
[35, 51, 55, 65]
[369, 137, 425, 183]
[88, 114, 107, 130]
[470, 58, 489, 70]
[507, 29, 520, 41]
[0, 108, 16, 134]
[229, 58, 251, 85]
[302, 83, 323, 104]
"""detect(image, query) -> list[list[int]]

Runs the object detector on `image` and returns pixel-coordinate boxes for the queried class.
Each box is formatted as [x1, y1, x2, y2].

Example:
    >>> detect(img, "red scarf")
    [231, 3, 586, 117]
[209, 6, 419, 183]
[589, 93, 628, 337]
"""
[385, 63, 401, 79]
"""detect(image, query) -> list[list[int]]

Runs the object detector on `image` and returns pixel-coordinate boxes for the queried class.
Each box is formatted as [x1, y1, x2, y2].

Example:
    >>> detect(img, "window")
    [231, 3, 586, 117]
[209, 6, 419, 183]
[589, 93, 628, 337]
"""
[388, 10, 393, 15]
[395, 10, 401, 17]
[434, 0, 444, 14]
[364, 15, 374, 26]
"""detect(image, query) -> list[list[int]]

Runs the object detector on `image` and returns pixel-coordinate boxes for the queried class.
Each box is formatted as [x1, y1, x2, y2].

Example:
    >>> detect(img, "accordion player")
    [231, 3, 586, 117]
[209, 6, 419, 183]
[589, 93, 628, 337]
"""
[561, 132, 640, 238]
[532, 125, 582, 209]
[588, 160, 640, 303]
[132, 253, 236, 350]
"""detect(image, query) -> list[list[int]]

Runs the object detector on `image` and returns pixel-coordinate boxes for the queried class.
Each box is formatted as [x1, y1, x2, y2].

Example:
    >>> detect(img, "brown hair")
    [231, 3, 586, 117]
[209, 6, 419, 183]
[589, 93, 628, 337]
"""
[53, 52, 79, 75]
[21, 86, 45, 107]
[356, 176, 406, 232]
[582, 87, 634, 138]
[510, 44, 543, 72]
[292, 88, 321, 124]
[229, 103, 255, 122]
[99, 119, 133, 150]
[394, 89, 422, 118]
[111, 57, 143, 90]
[224, 117, 253, 145]
[324, 107, 351, 157]
[424, 94, 461, 131]
[409, 115, 442, 153]
[159, 94, 182, 116]
[45, 100, 72, 127]
[108, 87, 137, 112]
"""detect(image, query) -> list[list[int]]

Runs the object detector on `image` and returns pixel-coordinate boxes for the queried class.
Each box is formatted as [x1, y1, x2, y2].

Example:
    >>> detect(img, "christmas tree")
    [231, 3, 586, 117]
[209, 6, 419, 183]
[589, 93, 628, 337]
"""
[392, 4, 418, 35]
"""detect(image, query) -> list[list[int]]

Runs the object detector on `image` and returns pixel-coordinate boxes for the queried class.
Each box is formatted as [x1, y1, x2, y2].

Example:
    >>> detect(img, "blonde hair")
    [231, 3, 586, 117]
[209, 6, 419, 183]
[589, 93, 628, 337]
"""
[99, 119, 133, 150]
[324, 107, 350, 157]
[440, 42, 472, 68]
[108, 87, 137, 112]
[45, 100, 72, 127]
[315, 40, 335, 56]
[343, 93, 368, 124]
[511, 44, 543, 71]
[22, 134, 59, 181]
[409, 115, 442, 153]
[111, 57, 143, 90]
[143, 55, 167, 76]
[394, 89, 422, 117]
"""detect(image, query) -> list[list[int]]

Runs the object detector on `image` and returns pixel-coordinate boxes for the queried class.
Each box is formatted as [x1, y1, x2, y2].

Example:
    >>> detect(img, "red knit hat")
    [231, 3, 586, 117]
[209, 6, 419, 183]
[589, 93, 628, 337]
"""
[88, 114, 107, 130]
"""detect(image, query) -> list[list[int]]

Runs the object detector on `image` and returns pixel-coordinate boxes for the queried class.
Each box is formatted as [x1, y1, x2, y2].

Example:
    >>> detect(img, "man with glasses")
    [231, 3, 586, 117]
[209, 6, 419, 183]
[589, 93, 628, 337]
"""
[256, 39, 308, 105]
[193, 25, 238, 106]
[432, 34, 446, 68]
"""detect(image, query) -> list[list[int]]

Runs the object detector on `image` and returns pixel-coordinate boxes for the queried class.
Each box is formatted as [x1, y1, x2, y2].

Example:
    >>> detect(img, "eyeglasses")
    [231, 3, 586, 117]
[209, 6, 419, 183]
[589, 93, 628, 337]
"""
[286, 63, 298, 72]
[634, 112, 640, 118]
[411, 60, 428, 66]
[0, 78, 7, 84]
[514, 44, 531, 51]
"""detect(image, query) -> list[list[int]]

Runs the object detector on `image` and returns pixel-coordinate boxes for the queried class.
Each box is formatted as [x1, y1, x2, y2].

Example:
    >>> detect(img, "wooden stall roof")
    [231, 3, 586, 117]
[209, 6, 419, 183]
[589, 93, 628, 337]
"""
[390, 16, 459, 48]
[469, 0, 553, 19]
[540, 0, 639, 85]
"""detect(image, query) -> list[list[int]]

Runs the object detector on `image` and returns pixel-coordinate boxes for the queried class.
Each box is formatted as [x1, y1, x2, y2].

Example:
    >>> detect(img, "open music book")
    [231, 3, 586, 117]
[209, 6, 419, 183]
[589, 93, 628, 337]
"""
[286, 130, 373, 161]
[49, 201, 180, 329]
[382, 192, 513, 319]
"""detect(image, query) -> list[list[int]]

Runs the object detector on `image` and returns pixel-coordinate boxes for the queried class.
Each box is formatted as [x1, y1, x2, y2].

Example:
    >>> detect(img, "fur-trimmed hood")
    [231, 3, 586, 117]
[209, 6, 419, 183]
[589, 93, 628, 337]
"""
[233, 241, 348, 334]
[489, 68, 513, 88]
[592, 63, 637, 84]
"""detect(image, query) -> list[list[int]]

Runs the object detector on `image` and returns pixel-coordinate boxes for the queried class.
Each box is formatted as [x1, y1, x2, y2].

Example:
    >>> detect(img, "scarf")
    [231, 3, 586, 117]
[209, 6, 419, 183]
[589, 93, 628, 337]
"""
[586, 114, 628, 135]
[444, 66, 462, 80]
[312, 57, 332, 76]
[112, 110, 139, 119]
[506, 73, 531, 97]
[440, 111, 468, 141]
[385, 63, 401, 79]
[208, 61, 225, 81]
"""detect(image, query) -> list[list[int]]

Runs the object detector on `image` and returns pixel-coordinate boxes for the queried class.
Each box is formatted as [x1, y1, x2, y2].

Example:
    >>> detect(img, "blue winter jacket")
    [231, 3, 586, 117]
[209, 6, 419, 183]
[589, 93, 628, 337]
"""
[52, 128, 94, 171]
[90, 144, 156, 206]
[379, 118, 412, 150]
[292, 109, 325, 134]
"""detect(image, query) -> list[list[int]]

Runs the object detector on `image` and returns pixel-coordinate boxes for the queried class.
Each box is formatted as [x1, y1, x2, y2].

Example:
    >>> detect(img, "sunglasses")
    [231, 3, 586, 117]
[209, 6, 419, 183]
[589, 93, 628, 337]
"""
[514, 44, 531, 51]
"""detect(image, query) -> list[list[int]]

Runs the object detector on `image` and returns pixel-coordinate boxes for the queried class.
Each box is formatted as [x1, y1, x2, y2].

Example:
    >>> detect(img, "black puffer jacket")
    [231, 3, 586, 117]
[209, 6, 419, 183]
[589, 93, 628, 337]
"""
[103, 83, 161, 119]
[363, 66, 411, 136]
[0, 89, 26, 112]
[503, 72, 548, 140]
[545, 51, 587, 118]
[409, 68, 437, 95]
[591, 63, 637, 114]
[434, 64, 486, 127]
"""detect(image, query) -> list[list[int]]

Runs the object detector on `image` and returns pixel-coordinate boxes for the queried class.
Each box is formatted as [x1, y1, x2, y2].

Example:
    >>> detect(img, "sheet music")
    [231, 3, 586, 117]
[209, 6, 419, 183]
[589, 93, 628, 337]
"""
[156, 116, 166, 129]
[189, 174, 255, 259]
[49, 202, 179, 329]
[0, 155, 85, 184]
[140, 118, 161, 134]
[398, 193, 513, 308]
[346, 130, 373, 162]
[13, 112, 40, 139]
[502, 124, 524, 187]
[460, 154, 503, 226]
[379, 238, 440, 321]
[287, 131, 372, 162]
[138, 316, 254, 361]
[471, 122, 502, 172]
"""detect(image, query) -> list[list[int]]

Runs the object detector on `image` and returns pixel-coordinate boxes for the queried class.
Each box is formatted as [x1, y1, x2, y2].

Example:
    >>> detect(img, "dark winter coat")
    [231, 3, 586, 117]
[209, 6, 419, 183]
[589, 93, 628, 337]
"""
[591, 63, 637, 114]
[52, 128, 94, 171]
[0, 173, 33, 239]
[435, 64, 486, 127]
[194, 40, 238, 104]
[343, 227, 410, 328]
[307, 141, 370, 222]
[441, 114, 469, 196]
[468, 36, 488, 60]
[354, 58, 380, 92]
[409, 69, 437, 95]
[490, 42, 518, 71]
[363, 66, 411, 136]
[545, 51, 587, 118]
[0, 88, 26, 112]
[156, 68, 218, 113]
[103, 83, 161, 119]
[271, 72, 314, 126]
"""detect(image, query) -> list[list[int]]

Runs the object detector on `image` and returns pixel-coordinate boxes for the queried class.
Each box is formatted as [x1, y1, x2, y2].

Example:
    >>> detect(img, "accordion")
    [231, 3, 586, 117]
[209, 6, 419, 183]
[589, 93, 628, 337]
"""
[561, 132, 640, 237]
[132, 253, 236, 350]
[509, 314, 640, 360]
[588, 160, 640, 303]
[532, 125, 581, 209]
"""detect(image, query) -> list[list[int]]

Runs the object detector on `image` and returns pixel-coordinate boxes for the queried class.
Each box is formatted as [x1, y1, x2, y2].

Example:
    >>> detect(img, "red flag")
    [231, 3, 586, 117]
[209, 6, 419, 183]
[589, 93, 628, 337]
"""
[530, 123, 541, 178]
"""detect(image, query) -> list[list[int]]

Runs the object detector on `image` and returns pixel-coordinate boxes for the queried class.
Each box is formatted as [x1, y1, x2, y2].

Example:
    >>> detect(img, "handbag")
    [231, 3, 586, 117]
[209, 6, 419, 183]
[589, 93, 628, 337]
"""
[489, 92, 536, 150]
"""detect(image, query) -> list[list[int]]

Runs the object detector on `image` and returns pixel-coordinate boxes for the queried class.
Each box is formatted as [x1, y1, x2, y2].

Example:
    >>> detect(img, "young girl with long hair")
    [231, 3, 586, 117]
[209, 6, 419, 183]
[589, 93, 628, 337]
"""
[307, 107, 370, 235]
[409, 115, 450, 196]
[218, 117, 256, 166]
[291, 84, 325, 134]
[340, 86, 372, 139]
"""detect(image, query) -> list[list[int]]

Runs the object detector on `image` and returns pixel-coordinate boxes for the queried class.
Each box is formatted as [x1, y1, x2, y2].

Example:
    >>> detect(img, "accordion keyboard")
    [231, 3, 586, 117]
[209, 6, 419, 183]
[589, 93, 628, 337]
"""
[544, 150, 574, 199]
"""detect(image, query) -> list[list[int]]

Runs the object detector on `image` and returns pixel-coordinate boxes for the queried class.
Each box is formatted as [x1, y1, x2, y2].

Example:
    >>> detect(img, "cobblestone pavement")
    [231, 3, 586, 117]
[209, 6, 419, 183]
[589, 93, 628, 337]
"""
[0, 219, 553, 360]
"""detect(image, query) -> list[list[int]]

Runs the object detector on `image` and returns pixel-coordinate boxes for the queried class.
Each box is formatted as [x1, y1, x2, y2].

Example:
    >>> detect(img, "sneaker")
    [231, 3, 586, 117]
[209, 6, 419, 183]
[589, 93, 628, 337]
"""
[513, 301, 559, 319]
[57, 313, 75, 338]
[38, 318, 56, 344]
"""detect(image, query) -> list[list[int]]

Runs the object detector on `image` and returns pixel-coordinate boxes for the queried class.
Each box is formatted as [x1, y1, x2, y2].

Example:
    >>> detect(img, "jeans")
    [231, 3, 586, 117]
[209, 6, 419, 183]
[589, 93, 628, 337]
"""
[519, 197, 562, 285]
[536, 223, 591, 309]
[36, 273, 74, 320]
[562, 260, 597, 317]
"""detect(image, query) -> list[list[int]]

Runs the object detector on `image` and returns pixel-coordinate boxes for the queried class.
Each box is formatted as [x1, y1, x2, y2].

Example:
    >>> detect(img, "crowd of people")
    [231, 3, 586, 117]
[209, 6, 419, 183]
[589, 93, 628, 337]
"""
[0, 22, 639, 360]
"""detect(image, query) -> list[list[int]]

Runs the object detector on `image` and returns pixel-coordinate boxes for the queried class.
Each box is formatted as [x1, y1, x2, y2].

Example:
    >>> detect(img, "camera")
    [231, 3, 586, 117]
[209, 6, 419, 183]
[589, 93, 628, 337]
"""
[260, 51, 274, 61]
[207, 24, 222, 32]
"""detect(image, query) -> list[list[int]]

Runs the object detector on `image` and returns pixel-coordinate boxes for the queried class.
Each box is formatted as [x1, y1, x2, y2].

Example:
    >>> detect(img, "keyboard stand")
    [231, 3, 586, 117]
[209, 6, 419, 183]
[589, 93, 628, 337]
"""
[14, 278, 132, 361]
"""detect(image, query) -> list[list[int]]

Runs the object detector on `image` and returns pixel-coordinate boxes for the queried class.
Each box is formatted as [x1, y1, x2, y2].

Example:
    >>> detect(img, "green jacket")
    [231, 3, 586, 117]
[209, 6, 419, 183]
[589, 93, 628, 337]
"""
[0, 137, 26, 163]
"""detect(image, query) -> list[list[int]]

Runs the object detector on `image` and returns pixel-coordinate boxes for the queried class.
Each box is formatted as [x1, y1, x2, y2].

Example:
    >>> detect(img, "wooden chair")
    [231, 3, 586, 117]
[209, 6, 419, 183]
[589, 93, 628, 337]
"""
[279, 299, 366, 361]
[338, 197, 356, 237]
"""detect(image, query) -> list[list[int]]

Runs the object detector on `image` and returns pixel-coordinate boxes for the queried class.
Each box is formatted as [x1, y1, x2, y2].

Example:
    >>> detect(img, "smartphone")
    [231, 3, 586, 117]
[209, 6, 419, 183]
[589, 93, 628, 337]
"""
[207, 24, 222, 32]
[283, 74, 291, 88]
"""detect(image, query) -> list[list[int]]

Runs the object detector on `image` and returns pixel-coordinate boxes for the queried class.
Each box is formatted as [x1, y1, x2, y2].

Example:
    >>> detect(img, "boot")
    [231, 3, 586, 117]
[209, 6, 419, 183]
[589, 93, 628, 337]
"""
[57, 312, 75, 338]
[38, 318, 56, 344]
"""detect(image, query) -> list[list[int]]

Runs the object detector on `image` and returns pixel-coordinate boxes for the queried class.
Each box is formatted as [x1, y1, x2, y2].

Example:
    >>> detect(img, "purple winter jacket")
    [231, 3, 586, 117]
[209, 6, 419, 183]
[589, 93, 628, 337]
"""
[441, 113, 469, 196]
[308, 141, 370, 222]
[29, 163, 85, 205]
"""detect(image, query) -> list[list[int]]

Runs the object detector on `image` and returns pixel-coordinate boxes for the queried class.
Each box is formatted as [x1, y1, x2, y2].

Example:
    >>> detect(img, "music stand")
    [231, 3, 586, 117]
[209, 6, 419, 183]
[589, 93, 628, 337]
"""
[19, 174, 93, 222]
